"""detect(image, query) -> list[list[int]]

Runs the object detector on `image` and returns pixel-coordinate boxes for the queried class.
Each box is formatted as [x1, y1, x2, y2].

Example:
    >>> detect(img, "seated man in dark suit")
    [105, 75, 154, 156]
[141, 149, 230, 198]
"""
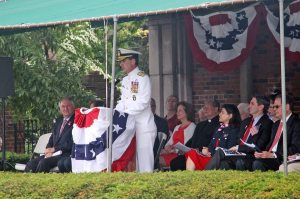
[205, 95, 273, 170]
[25, 97, 75, 173]
[170, 99, 220, 171]
[151, 98, 169, 169]
[252, 94, 300, 171]
[57, 155, 72, 173]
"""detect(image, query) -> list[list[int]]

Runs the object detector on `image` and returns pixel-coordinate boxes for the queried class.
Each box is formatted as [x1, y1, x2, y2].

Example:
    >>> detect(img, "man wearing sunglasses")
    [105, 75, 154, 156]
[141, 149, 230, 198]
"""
[252, 94, 300, 171]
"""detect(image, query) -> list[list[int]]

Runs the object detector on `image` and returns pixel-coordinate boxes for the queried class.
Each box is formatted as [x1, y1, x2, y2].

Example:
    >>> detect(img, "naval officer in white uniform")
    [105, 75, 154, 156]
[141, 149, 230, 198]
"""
[115, 48, 157, 172]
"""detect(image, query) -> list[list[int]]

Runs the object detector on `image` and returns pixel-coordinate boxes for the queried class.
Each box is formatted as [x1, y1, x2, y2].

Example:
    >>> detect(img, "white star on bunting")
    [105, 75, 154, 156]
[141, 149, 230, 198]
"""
[113, 124, 123, 134]
[209, 39, 216, 47]
[90, 149, 95, 157]
[119, 111, 126, 118]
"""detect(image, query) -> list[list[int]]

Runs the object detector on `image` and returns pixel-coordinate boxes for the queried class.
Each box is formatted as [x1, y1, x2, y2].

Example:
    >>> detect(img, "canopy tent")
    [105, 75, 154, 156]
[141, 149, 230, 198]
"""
[0, 0, 232, 29]
[0, 0, 290, 175]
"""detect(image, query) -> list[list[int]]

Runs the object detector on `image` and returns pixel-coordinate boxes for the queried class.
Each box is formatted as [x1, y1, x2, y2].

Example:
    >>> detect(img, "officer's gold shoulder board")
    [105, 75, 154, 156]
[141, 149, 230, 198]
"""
[137, 71, 145, 77]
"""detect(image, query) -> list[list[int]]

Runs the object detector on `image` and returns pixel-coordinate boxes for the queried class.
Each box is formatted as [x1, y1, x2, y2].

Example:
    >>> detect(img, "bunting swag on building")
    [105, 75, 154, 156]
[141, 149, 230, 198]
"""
[185, 4, 264, 72]
[266, 0, 300, 62]
[71, 108, 136, 173]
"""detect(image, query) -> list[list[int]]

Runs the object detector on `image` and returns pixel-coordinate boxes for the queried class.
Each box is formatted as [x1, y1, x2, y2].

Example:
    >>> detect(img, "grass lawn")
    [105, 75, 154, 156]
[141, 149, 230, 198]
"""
[0, 170, 299, 198]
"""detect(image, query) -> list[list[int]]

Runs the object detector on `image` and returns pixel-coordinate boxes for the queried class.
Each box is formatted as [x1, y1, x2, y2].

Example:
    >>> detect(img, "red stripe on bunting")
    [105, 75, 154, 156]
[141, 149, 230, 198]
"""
[74, 108, 100, 128]
[290, 1, 300, 14]
[112, 136, 136, 172]
[209, 14, 231, 26]
[286, 50, 300, 62]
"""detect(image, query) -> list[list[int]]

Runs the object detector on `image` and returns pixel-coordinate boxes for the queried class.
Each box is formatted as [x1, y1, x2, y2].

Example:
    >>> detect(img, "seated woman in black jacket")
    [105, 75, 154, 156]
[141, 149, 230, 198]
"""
[186, 104, 241, 171]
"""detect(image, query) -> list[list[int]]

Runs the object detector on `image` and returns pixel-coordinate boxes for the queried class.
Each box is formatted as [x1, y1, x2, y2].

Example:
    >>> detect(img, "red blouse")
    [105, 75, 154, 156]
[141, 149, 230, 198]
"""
[172, 123, 191, 145]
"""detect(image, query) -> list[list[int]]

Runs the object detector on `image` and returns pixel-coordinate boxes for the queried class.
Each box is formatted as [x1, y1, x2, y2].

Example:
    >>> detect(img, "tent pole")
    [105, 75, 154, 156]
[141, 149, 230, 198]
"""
[107, 15, 118, 172]
[279, 0, 287, 176]
[104, 19, 109, 110]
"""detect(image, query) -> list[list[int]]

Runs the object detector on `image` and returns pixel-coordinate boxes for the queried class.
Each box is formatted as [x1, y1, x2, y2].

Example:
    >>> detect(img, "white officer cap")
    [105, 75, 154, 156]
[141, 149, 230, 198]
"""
[117, 48, 142, 62]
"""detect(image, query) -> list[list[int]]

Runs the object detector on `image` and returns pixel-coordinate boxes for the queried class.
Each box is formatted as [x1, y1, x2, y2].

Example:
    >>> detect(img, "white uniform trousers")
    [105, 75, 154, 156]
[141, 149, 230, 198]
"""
[136, 128, 156, 172]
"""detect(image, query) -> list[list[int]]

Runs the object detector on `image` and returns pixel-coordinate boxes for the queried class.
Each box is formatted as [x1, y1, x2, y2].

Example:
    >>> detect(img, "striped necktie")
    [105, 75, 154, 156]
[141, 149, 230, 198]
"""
[60, 119, 68, 134]
[269, 121, 283, 152]
[240, 118, 254, 145]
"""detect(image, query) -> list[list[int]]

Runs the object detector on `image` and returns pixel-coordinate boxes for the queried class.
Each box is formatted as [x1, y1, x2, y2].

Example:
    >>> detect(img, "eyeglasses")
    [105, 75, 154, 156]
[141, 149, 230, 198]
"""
[272, 105, 281, 109]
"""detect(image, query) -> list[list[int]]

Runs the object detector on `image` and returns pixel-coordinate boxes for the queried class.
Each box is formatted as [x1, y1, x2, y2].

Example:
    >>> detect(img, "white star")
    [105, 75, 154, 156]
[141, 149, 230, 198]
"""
[119, 111, 126, 118]
[90, 148, 95, 157]
[237, 14, 245, 20]
[208, 39, 216, 47]
[113, 124, 123, 134]
[216, 41, 223, 48]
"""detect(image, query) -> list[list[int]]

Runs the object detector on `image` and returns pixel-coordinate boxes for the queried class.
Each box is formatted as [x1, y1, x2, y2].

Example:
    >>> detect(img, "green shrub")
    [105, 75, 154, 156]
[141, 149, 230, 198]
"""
[0, 152, 30, 171]
[0, 171, 299, 198]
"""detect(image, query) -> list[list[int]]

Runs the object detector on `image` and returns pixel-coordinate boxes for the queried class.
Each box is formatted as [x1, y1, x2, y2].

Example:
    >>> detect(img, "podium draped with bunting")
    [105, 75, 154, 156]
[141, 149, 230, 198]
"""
[71, 107, 136, 173]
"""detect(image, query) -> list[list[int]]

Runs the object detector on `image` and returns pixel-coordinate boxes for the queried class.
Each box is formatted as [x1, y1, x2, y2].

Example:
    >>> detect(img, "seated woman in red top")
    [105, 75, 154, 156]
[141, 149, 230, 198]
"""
[160, 101, 196, 167]
[186, 104, 241, 171]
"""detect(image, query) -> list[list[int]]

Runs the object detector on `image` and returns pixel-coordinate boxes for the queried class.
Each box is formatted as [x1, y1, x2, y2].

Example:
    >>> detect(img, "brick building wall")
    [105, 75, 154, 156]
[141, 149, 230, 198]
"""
[192, 16, 300, 115]
[192, 66, 241, 108]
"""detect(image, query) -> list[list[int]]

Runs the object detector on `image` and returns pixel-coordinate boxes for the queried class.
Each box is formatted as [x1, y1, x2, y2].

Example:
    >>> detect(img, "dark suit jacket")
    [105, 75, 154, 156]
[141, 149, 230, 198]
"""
[46, 114, 74, 156]
[208, 125, 239, 155]
[266, 114, 300, 162]
[238, 114, 273, 153]
[186, 116, 219, 148]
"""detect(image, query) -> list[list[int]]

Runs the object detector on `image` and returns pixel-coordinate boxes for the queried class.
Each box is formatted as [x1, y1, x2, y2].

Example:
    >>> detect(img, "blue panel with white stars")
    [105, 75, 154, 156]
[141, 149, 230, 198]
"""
[72, 110, 130, 161]
[276, 13, 300, 39]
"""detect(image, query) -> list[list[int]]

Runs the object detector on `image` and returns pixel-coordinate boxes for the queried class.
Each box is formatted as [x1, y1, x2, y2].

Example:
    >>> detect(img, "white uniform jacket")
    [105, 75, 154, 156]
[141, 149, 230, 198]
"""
[116, 67, 156, 131]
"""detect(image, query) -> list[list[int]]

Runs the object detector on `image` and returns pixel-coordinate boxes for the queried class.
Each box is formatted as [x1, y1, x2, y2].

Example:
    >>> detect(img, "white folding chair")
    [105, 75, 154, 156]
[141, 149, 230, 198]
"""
[15, 133, 52, 171]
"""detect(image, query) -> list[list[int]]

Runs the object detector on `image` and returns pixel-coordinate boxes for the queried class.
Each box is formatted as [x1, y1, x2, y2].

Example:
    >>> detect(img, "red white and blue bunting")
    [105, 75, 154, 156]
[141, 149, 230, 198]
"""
[71, 107, 136, 173]
[185, 4, 264, 72]
[266, 0, 300, 62]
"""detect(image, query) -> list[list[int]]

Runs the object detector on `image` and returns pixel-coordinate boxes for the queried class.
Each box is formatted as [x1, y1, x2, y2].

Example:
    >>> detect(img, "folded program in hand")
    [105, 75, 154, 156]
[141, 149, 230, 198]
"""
[217, 147, 246, 156]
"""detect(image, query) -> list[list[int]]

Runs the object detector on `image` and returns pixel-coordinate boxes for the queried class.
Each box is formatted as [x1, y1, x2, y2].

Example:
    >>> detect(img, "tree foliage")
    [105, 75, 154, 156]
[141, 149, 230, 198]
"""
[117, 19, 149, 73]
[94, 19, 149, 79]
[0, 20, 148, 126]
